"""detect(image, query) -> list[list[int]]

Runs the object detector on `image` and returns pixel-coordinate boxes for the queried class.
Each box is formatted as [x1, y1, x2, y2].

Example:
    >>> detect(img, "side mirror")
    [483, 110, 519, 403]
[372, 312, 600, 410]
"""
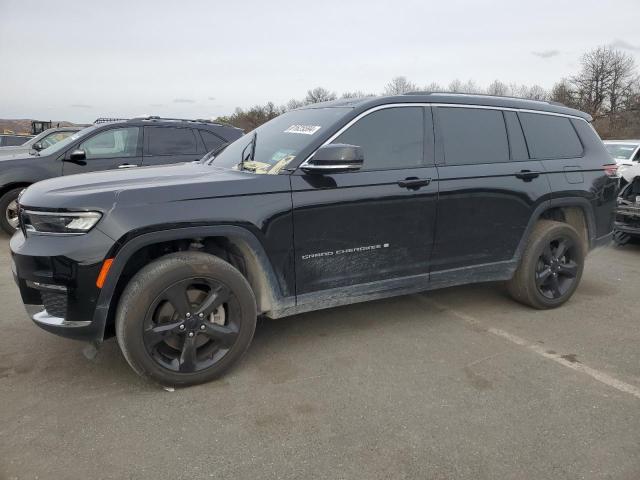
[301, 144, 364, 174]
[32, 142, 44, 151]
[68, 149, 87, 162]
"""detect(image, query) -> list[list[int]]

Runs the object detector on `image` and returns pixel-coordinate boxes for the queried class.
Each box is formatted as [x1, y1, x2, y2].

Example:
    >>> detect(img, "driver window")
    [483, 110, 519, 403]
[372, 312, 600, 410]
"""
[331, 107, 423, 170]
[80, 127, 139, 159]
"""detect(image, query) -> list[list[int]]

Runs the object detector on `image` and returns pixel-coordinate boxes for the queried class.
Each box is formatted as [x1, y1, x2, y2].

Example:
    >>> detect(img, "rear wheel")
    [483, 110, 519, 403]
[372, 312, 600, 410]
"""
[116, 251, 257, 387]
[0, 187, 25, 235]
[507, 220, 585, 309]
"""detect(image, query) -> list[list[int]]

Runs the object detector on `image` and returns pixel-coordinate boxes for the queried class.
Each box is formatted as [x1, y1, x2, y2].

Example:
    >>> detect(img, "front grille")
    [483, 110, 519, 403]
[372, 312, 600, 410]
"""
[41, 291, 67, 318]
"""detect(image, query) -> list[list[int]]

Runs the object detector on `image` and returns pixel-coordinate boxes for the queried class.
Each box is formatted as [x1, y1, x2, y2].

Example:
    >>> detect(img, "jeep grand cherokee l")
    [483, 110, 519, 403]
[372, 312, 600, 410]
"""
[0, 117, 243, 233]
[11, 93, 617, 386]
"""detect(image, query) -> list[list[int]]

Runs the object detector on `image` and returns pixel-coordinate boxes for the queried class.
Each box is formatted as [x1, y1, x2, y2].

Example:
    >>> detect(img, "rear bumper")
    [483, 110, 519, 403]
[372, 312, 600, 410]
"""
[10, 228, 115, 342]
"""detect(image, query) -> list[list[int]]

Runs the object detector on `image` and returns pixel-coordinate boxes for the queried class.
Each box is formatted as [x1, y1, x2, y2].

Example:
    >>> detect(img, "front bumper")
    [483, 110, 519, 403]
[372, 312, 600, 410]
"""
[614, 204, 640, 237]
[11, 228, 115, 341]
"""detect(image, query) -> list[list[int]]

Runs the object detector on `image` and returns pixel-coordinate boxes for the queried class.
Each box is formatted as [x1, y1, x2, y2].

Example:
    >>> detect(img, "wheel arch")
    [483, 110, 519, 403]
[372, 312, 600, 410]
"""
[93, 225, 292, 340]
[514, 198, 596, 262]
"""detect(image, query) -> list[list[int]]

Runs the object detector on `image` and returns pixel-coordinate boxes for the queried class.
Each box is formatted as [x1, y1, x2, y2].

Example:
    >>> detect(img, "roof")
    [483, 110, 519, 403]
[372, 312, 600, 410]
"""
[302, 93, 592, 121]
[603, 139, 640, 143]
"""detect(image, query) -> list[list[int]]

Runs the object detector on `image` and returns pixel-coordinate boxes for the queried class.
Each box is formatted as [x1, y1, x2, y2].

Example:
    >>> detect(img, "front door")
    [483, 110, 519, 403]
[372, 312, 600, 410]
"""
[291, 106, 439, 296]
[62, 126, 142, 175]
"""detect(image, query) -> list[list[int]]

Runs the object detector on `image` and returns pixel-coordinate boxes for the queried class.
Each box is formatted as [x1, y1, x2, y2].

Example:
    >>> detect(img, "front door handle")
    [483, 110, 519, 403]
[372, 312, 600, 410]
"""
[397, 177, 432, 190]
[515, 170, 540, 181]
[118, 163, 138, 169]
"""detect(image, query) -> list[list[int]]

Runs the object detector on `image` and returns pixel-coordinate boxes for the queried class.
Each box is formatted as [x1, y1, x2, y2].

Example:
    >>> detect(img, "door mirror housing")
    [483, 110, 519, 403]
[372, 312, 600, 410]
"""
[32, 142, 44, 151]
[68, 149, 87, 161]
[301, 144, 364, 174]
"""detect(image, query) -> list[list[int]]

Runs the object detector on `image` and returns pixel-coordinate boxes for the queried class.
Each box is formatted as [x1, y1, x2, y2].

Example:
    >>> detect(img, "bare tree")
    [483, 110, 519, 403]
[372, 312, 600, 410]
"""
[550, 79, 576, 106]
[486, 80, 509, 96]
[285, 98, 305, 111]
[447, 79, 462, 93]
[571, 46, 617, 116]
[384, 76, 418, 95]
[341, 91, 375, 99]
[525, 85, 548, 101]
[422, 82, 443, 92]
[608, 49, 638, 116]
[305, 87, 337, 104]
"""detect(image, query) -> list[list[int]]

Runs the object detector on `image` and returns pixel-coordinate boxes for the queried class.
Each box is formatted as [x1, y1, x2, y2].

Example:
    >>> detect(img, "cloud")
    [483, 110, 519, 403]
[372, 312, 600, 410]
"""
[173, 98, 195, 103]
[532, 50, 560, 59]
[208, 96, 216, 101]
[610, 39, 640, 52]
[149, 103, 164, 107]
[70, 103, 92, 108]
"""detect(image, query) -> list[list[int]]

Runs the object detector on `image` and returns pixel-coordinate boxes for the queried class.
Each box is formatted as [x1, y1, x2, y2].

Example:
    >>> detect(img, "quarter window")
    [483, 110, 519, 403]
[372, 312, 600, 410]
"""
[438, 107, 509, 165]
[331, 107, 423, 170]
[146, 127, 198, 156]
[518, 113, 583, 159]
[80, 127, 139, 159]
[200, 130, 226, 152]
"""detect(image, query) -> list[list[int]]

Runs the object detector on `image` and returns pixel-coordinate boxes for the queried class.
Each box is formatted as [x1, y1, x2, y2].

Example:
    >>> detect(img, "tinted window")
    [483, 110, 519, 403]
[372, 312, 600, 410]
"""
[332, 107, 423, 170]
[200, 130, 226, 152]
[438, 107, 509, 165]
[146, 127, 197, 155]
[519, 113, 583, 159]
[80, 127, 139, 159]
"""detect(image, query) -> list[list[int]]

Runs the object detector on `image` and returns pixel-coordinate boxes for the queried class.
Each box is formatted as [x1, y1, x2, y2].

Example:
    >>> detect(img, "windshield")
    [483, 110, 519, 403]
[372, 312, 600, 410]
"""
[605, 143, 639, 161]
[213, 107, 350, 173]
[38, 125, 97, 156]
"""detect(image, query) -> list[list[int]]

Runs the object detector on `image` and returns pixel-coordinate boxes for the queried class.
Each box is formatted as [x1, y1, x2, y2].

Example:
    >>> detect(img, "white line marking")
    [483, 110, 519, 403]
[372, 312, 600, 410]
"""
[421, 297, 640, 400]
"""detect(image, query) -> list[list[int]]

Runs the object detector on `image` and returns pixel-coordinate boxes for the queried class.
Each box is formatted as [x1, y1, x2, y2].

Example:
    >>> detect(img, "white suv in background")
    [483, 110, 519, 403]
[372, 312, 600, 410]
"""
[604, 140, 640, 183]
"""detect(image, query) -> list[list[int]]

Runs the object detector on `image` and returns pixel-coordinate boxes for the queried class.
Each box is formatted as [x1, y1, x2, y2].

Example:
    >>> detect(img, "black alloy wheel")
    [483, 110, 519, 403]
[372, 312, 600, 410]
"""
[534, 236, 579, 300]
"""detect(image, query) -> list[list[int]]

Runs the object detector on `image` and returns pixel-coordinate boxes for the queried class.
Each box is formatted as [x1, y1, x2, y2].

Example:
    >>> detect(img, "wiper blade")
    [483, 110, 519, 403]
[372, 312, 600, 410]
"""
[205, 142, 229, 164]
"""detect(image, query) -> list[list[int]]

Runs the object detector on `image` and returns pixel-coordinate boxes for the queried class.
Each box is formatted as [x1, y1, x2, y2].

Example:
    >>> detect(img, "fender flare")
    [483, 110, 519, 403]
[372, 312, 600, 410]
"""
[513, 197, 597, 262]
[92, 225, 292, 340]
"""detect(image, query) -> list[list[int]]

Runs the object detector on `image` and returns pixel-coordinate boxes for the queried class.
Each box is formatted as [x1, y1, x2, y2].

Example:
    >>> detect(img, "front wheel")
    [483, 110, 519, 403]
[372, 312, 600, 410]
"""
[507, 220, 585, 309]
[0, 187, 25, 235]
[116, 251, 257, 387]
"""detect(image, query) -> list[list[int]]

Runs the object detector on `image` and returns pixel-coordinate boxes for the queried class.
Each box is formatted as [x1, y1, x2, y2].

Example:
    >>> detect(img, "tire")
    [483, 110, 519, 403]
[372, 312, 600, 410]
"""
[116, 251, 257, 387]
[507, 220, 585, 309]
[0, 187, 25, 235]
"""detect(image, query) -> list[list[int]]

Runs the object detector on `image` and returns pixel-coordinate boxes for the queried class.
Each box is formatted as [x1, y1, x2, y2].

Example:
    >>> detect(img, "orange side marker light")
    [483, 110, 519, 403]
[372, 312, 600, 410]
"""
[96, 258, 114, 288]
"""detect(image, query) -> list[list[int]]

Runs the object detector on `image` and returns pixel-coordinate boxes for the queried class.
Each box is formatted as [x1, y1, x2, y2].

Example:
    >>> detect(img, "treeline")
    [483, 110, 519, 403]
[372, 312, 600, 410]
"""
[215, 46, 640, 138]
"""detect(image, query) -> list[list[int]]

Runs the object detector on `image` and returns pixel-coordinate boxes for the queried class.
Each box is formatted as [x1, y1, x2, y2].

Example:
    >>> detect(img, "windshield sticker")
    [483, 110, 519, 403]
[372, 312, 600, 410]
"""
[284, 125, 321, 135]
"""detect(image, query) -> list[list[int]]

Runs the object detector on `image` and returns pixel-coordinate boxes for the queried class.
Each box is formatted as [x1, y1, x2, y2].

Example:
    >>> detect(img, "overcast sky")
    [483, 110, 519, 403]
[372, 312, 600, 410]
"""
[1, 0, 639, 123]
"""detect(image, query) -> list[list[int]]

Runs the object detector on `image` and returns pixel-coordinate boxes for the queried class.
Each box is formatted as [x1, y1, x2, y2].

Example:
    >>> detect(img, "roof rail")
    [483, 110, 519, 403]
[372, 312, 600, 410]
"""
[403, 91, 562, 106]
[94, 117, 128, 124]
[131, 116, 238, 128]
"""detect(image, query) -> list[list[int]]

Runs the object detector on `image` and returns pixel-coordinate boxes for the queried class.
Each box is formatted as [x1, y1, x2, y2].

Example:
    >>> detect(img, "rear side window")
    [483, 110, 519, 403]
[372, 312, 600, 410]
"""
[145, 127, 198, 156]
[518, 113, 583, 159]
[332, 106, 423, 170]
[200, 130, 226, 152]
[437, 107, 509, 165]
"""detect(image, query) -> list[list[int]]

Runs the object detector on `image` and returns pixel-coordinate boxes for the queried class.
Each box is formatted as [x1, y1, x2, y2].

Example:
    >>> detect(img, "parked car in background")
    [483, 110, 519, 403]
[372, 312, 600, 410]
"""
[604, 140, 640, 184]
[10, 93, 617, 386]
[0, 117, 243, 233]
[0, 134, 33, 147]
[0, 127, 82, 156]
[614, 177, 640, 245]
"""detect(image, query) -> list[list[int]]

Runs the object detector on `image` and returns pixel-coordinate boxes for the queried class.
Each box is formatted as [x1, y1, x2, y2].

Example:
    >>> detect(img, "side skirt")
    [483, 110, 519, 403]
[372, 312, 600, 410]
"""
[266, 260, 517, 319]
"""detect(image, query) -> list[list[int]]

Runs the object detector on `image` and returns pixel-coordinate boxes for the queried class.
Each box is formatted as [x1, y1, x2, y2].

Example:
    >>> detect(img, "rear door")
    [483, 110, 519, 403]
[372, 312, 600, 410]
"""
[142, 126, 203, 166]
[62, 126, 142, 175]
[291, 105, 439, 295]
[431, 106, 551, 277]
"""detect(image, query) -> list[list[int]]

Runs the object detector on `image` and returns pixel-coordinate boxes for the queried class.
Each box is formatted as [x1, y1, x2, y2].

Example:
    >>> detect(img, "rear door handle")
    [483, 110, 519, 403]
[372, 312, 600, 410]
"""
[397, 177, 432, 190]
[118, 163, 138, 169]
[515, 170, 540, 181]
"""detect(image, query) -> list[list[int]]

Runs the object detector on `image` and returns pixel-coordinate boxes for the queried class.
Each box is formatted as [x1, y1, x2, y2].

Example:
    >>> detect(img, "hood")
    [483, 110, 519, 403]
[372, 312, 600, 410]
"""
[0, 150, 35, 161]
[19, 162, 287, 211]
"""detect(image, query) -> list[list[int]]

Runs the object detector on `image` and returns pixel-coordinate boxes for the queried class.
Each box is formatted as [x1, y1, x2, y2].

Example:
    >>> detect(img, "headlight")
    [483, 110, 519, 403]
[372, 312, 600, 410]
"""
[22, 210, 102, 235]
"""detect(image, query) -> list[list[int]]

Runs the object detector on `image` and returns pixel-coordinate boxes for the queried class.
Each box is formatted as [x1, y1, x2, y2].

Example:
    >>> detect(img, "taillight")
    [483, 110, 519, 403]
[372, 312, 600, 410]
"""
[603, 164, 618, 177]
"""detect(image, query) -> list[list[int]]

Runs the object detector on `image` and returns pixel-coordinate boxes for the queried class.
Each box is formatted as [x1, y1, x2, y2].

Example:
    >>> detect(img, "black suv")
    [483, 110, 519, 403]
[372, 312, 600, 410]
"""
[11, 94, 617, 386]
[0, 117, 243, 233]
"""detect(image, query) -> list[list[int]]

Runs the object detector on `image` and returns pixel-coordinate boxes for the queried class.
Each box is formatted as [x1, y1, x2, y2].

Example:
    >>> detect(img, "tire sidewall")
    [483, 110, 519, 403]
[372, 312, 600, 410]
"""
[116, 252, 257, 387]
[527, 223, 585, 308]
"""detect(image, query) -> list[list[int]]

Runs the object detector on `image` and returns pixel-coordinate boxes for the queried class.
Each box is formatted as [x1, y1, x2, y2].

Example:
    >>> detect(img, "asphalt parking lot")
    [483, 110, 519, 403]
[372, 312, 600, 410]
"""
[1, 238, 639, 480]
